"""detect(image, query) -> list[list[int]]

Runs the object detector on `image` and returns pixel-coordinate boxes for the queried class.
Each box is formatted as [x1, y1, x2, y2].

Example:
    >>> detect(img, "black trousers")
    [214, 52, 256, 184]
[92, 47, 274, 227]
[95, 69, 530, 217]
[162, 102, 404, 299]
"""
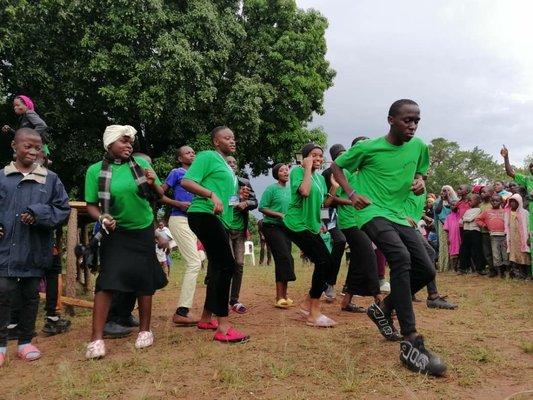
[107, 292, 137, 323]
[416, 231, 438, 295]
[188, 212, 236, 317]
[0, 277, 40, 346]
[327, 226, 346, 286]
[262, 223, 296, 283]
[363, 218, 436, 336]
[259, 239, 272, 265]
[459, 230, 486, 272]
[284, 227, 332, 299]
[341, 227, 380, 296]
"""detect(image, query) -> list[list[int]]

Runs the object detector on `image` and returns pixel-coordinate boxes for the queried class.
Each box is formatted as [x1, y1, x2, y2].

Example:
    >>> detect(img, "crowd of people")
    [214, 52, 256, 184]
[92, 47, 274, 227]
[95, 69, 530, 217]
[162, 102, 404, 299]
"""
[0, 95, 531, 378]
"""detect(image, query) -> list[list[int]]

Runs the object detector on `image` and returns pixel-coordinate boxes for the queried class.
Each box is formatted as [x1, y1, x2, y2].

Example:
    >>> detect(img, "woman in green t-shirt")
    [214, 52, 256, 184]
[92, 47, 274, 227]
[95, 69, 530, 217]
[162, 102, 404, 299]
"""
[84, 125, 167, 360]
[181, 126, 249, 343]
[258, 163, 295, 308]
[283, 143, 336, 328]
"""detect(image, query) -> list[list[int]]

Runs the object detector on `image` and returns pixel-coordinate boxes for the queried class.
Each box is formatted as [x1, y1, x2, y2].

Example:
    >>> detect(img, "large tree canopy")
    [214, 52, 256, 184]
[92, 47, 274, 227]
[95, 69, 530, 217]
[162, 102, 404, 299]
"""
[0, 0, 335, 197]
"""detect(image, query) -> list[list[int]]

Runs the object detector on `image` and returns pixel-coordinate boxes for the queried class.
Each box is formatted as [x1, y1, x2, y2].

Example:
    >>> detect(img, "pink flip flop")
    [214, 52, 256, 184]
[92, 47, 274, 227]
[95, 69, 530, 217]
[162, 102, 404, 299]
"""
[18, 344, 41, 362]
[306, 314, 336, 328]
[197, 320, 219, 330]
[213, 328, 250, 343]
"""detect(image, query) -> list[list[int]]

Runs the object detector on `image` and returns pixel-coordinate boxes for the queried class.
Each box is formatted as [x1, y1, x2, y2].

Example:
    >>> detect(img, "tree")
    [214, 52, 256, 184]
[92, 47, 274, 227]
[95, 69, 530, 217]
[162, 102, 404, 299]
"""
[426, 138, 507, 194]
[0, 0, 334, 196]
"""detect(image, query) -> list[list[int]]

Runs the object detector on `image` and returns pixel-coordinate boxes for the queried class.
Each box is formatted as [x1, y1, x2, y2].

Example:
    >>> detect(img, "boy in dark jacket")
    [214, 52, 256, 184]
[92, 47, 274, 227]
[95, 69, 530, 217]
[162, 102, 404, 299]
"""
[0, 128, 70, 366]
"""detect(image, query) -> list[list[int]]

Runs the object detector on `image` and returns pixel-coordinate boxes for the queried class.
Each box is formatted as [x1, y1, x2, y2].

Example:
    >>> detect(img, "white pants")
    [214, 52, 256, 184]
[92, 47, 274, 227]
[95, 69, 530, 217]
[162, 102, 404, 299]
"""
[168, 215, 202, 309]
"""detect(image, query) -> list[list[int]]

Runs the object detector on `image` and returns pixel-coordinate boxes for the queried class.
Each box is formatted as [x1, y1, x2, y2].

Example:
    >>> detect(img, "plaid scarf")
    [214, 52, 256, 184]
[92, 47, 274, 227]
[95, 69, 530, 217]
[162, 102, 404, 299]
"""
[98, 153, 156, 214]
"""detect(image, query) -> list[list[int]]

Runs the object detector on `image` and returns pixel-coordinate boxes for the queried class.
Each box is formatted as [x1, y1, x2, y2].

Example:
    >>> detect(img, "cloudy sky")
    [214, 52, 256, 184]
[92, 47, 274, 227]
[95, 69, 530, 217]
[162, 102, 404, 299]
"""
[250, 0, 533, 215]
[294, 0, 533, 163]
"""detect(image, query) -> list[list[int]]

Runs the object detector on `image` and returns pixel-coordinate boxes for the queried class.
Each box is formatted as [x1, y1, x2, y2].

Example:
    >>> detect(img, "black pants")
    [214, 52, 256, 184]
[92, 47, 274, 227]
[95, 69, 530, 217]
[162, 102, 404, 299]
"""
[262, 223, 296, 283]
[188, 212, 236, 317]
[341, 227, 379, 296]
[416, 231, 438, 295]
[259, 239, 272, 265]
[107, 292, 137, 323]
[284, 227, 332, 299]
[44, 272, 59, 316]
[459, 230, 486, 273]
[0, 277, 40, 346]
[363, 218, 436, 336]
[327, 226, 346, 286]
[481, 232, 493, 269]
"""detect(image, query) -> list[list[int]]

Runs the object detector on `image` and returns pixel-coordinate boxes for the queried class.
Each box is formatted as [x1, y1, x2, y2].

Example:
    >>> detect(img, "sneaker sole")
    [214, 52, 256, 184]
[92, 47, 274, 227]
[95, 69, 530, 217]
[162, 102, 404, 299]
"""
[213, 336, 250, 344]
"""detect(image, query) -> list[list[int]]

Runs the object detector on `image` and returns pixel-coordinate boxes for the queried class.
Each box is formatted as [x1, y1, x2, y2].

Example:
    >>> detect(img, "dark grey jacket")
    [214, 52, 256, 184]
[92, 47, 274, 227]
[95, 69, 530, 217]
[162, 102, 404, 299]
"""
[235, 176, 258, 233]
[8, 110, 48, 141]
[0, 163, 70, 277]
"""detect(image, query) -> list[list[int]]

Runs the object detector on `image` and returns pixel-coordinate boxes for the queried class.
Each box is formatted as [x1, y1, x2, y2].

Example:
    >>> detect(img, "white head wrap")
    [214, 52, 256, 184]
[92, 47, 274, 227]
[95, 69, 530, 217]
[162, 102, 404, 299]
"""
[103, 125, 137, 150]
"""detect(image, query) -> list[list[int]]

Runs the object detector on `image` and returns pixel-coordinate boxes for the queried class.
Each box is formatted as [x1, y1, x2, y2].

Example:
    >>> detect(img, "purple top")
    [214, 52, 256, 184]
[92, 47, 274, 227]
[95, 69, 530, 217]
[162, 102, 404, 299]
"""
[165, 167, 194, 217]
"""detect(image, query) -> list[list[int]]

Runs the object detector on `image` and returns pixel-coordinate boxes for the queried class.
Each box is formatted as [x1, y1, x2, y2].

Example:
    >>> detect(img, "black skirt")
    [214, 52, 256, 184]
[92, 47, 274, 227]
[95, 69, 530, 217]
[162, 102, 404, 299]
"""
[95, 226, 168, 295]
[262, 223, 296, 282]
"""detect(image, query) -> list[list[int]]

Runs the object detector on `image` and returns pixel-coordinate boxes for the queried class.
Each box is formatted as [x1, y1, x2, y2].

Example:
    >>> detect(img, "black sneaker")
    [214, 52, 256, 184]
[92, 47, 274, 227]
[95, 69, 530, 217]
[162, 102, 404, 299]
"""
[42, 316, 72, 336]
[400, 335, 446, 376]
[426, 296, 458, 310]
[103, 321, 133, 339]
[367, 302, 402, 341]
[115, 314, 140, 327]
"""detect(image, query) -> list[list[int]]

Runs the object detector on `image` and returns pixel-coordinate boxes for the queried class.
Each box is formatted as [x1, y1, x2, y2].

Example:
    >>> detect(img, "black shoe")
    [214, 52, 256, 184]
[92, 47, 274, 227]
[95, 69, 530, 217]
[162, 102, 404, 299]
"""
[367, 302, 402, 341]
[103, 321, 133, 339]
[426, 296, 458, 310]
[477, 270, 487, 276]
[115, 315, 140, 328]
[488, 269, 498, 278]
[42, 316, 72, 336]
[400, 335, 446, 376]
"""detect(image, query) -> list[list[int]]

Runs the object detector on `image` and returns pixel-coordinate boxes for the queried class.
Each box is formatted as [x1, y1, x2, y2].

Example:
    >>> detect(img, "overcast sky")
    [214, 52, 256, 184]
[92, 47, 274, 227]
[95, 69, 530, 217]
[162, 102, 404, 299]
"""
[251, 0, 533, 216]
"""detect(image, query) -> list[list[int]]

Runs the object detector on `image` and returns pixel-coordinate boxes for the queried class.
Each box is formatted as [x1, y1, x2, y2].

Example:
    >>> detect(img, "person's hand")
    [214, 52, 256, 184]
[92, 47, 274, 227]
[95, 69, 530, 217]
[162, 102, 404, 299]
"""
[210, 192, 224, 215]
[102, 215, 116, 231]
[350, 193, 371, 210]
[20, 212, 36, 225]
[301, 155, 314, 170]
[412, 177, 425, 195]
[2, 125, 12, 134]
[235, 201, 248, 211]
[144, 169, 157, 186]
[179, 202, 191, 211]
[406, 217, 418, 228]
[239, 185, 250, 200]
[330, 175, 340, 191]
[500, 146, 509, 158]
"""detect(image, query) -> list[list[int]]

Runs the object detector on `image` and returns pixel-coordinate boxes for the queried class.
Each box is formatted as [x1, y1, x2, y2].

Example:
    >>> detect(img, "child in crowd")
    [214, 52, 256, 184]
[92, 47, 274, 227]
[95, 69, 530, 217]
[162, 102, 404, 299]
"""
[458, 194, 486, 275]
[476, 194, 508, 277]
[0, 128, 70, 366]
[155, 229, 170, 277]
[504, 194, 530, 279]
[479, 186, 495, 275]
[454, 184, 471, 219]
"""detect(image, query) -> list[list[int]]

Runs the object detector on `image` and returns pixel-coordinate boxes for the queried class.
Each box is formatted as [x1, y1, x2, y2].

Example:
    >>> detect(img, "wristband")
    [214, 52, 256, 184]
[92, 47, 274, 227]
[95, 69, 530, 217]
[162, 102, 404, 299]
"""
[348, 190, 356, 198]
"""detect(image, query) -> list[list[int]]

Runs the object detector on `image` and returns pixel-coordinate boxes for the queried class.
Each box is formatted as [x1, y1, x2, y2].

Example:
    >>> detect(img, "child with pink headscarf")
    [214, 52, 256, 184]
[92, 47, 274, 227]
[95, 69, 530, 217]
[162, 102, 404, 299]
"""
[505, 194, 531, 278]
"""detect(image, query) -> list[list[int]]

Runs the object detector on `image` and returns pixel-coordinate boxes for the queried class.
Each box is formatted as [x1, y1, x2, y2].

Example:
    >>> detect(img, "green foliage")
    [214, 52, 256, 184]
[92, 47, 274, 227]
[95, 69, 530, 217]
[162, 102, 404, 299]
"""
[426, 138, 507, 194]
[0, 0, 334, 196]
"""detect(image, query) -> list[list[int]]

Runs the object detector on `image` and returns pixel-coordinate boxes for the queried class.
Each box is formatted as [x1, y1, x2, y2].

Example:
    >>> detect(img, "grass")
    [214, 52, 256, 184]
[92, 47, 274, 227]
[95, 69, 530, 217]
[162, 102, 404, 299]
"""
[0, 251, 532, 400]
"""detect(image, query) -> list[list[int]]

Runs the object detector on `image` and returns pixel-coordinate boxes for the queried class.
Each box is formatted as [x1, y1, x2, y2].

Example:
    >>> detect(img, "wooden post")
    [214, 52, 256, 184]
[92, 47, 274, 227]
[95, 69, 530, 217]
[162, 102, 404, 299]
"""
[65, 207, 78, 316]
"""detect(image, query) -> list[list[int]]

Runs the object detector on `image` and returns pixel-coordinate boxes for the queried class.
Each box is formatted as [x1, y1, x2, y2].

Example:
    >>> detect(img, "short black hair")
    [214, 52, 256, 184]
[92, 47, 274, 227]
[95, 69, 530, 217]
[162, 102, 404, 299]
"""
[272, 163, 285, 180]
[14, 127, 41, 142]
[388, 99, 419, 117]
[211, 126, 229, 142]
[351, 136, 369, 147]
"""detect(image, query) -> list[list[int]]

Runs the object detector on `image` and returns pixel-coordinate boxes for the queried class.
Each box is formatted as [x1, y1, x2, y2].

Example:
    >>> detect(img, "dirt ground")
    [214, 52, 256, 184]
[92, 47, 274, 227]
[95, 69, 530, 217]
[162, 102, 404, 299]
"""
[1, 256, 532, 400]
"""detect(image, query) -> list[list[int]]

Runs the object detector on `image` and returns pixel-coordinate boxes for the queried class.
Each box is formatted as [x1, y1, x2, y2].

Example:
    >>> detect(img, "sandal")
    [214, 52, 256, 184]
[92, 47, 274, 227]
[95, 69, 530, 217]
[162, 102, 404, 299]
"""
[213, 327, 250, 343]
[17, 343, 41, 362]
[275, 299, 289, 309]
[306, 314, 336, 328]
[86, 339, 105, 360]
[231, 303, 248, 314]
[197, 320, 219, 330]
[285, 298, 294, 306]
[342, 303, 367, 313]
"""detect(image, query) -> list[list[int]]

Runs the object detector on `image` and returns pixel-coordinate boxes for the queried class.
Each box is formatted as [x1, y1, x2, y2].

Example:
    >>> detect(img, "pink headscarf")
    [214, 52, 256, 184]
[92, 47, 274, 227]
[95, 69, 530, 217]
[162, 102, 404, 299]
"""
[16, 95, 35, 111]
[504, 193, 530, 253]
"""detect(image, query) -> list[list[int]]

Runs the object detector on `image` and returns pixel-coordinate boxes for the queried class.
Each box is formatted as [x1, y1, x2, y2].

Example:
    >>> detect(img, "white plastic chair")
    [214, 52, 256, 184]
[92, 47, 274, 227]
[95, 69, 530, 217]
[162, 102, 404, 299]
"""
[244, 240, 256, 266]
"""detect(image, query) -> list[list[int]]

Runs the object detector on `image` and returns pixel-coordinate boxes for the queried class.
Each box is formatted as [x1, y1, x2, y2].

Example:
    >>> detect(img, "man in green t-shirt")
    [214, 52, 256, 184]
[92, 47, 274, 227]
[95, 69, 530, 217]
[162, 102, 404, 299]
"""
[501, 146, 533, 273]
[331, 99, 446, 377]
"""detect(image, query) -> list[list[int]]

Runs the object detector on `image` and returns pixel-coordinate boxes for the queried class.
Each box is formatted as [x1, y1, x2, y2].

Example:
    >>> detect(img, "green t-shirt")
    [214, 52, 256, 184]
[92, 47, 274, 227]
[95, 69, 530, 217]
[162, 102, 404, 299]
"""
[283, 167, 327, 234]
[403, 191, 426, 222]
[259, 182, 290, 226]
[184, 150, 238, 228]
[227, 208, 245, 231]
[515, 173, 533, 232]
[336, 170, 360, 230]
[335, 136, 430, 228]
[84, 156, 160, 230]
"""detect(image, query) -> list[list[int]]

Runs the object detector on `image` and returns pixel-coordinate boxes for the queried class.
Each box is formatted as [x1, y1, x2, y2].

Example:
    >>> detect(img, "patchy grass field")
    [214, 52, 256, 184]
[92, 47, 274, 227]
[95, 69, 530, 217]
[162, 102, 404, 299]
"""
[1, 254, 532, 400]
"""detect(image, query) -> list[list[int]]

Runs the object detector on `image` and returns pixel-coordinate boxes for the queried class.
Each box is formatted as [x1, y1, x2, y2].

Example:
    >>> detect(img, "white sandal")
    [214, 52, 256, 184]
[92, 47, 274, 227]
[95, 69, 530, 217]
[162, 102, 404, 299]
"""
[135, 331, 154, 349]
[86, 339, 105, 359]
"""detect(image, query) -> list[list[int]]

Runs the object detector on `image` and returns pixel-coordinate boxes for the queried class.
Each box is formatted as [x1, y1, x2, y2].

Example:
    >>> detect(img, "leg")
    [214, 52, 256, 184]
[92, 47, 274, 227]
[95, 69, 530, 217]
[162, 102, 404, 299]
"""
[471, 231, 487, 273]
[229, 231, 245, 306]
[263, 223, 296, 301]
[266, 244, 272, 265]
[459, 231, 473, 273]
[44, 272, 59, 317]
[108, 291, 137, 325]
[16, 278, 41, 345]
[326, 226, 346, 286]
[137, 295, 152, 332]
[437, 222, 449, 271]
[482, 232, 494, 274]
[91, 291, 113, 341]
[259, 240, 266, 265]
